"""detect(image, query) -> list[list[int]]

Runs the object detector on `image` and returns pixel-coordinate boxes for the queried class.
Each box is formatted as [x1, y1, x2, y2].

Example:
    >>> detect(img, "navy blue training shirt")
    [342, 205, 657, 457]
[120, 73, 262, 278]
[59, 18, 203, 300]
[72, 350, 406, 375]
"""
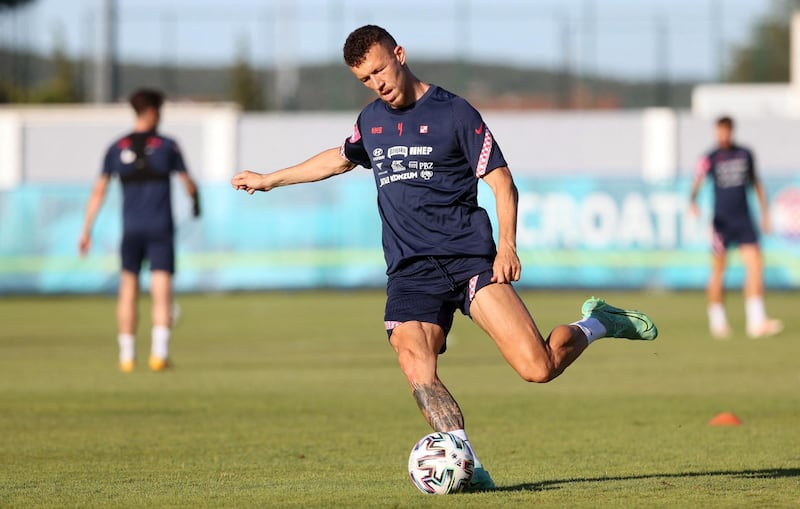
[696, 143, 757, 224]
[102, 131, 187, 235]
[341, 85, 508, 275]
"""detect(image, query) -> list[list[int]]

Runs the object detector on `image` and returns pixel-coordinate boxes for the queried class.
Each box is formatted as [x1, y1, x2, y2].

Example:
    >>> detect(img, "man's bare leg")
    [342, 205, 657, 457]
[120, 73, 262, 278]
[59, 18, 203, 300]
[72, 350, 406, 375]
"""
[389, 320, 493, 489]
[707, 250, 730, 338]
[117, 270, 139, 371]
[739, 243, 782, 337]
[389, 321, 462, 430]
[469, 283, 587, 383]
[149, 270, 173, 370]
[470, 283, 656, 382]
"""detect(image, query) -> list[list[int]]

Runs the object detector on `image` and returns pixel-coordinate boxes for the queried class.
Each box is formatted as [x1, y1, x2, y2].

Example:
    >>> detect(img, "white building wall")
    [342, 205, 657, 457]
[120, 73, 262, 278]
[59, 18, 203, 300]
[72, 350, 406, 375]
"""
[1, 105, 798, 186]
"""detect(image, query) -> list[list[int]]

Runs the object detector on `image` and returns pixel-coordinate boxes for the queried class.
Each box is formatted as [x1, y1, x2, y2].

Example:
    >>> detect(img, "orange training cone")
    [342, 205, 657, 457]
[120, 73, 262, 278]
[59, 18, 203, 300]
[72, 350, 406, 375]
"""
[709, 412, 742, 426]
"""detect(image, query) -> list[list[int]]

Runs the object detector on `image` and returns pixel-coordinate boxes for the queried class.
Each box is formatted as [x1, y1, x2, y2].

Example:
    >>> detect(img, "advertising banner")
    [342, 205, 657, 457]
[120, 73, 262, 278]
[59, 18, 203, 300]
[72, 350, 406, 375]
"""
[1, 175, 798, 293]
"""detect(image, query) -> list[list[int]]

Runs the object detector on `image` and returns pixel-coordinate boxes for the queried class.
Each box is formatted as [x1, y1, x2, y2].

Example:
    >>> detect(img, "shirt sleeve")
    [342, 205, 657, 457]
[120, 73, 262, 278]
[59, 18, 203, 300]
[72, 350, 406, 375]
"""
[695, 154, 711, 179]
[171, 140, 188, 173]
[453, 97, 507, 178]
[101, 144, 117, 176]
[340, 115, 371, 169]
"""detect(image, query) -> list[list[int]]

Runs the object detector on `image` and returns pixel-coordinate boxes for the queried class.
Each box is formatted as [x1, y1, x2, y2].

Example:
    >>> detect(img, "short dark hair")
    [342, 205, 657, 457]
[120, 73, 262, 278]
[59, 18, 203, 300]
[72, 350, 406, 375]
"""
[129, 88, 164, 115]
[716, 115, 734, 130]
[343, 25, 397, 67]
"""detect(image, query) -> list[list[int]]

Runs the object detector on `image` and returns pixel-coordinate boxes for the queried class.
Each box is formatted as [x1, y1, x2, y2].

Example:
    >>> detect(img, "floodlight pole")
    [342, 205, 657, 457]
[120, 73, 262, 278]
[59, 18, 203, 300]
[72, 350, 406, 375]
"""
[93, 0, 119, 103]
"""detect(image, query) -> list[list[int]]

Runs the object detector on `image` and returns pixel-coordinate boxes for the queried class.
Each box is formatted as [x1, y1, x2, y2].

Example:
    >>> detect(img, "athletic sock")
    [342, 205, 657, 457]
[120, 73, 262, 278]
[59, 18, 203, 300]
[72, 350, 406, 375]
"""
[118, 334, 135, 363]
[708, 303, 728, 331]
[449, 429, 482, 468]
[745, 296, 766, 332]
[151, 325, 171, 360]
[571, 317, 607, 344]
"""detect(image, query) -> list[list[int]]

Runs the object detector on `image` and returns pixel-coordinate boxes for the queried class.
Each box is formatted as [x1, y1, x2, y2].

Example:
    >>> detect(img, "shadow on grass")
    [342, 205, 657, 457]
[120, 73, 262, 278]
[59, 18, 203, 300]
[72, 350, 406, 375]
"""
[497, 467, 800, 492]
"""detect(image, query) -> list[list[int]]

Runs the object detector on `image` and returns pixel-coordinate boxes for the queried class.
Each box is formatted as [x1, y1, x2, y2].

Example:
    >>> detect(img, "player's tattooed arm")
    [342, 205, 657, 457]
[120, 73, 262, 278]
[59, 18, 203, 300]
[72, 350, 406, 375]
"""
[411, 380, 465, 432]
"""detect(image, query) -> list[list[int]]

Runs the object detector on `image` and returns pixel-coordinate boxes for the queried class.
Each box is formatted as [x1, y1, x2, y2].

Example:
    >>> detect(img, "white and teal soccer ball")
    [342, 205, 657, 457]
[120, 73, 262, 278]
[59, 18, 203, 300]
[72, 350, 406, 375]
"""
[407, 432, 475, 494]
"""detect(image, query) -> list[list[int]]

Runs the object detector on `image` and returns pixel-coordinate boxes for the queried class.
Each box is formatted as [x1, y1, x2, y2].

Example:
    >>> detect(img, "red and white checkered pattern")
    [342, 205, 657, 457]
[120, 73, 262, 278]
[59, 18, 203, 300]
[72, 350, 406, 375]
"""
[475, 129, 493, 178]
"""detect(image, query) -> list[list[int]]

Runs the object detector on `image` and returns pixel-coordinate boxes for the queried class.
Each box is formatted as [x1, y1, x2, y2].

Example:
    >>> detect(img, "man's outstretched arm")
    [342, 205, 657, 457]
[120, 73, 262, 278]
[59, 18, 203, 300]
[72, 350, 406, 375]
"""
[231, 147, 357, 195]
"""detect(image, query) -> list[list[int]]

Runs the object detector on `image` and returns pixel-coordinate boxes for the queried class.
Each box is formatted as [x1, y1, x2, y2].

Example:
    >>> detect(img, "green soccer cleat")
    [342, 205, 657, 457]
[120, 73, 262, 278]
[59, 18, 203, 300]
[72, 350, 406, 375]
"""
[582, 296, 658, 340]
[465, 466, 496, 492]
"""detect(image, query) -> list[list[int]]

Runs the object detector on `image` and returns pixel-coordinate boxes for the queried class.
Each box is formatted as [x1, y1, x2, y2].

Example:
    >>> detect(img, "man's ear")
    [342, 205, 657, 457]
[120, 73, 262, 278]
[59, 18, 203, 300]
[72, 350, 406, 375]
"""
[394, 45, 406, 65]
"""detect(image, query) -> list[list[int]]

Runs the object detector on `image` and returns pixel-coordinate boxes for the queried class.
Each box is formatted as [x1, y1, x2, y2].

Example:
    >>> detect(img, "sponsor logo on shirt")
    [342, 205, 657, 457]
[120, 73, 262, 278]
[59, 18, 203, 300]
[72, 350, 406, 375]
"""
[371, 126, 383, 134]
[120, 149, 136, 164]
[408, 160, 434, 170]
[409, 146, 432, 156]
[379, 171, 418, 188]
[391, 160, 406, 172]
[388, 146, 409, 158]
[716, 157, 748, 188]
[419, 125, 428, 134]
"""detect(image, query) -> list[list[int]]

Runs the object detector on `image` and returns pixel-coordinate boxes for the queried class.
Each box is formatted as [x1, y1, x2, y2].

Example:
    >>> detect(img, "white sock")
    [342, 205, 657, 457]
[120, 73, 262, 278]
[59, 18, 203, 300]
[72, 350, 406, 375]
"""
[571, 317, 607, 344]
[745, 296, 766, 331]
[449, 429, 482, 468]
[708, 303, 728, 331]
[151, 325, 171, 359]
[118, 334, 135, 363]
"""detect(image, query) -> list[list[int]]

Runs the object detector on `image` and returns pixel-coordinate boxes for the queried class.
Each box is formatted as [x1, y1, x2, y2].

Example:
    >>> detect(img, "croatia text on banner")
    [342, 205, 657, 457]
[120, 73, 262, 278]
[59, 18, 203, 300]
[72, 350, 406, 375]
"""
[502, 177, 800, 289]
[0, 175, 798, 293]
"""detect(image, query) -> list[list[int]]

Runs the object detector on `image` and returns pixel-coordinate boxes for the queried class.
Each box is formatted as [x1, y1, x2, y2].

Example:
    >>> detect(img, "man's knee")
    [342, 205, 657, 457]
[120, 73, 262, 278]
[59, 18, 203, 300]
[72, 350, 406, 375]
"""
[517, 364, 556, 383]
[395, 344, 436, 380]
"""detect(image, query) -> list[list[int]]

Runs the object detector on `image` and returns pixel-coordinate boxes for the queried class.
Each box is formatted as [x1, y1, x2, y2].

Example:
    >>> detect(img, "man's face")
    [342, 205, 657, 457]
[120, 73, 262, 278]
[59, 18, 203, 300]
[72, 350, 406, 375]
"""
[349, 43, 410, 109]
[716, 124, 732, 148]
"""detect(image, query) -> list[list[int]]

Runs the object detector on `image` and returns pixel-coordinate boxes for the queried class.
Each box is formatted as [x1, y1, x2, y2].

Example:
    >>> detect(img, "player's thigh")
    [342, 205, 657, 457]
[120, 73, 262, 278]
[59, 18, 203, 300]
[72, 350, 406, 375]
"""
[469, 283, 549, 368]
[738, 243, 763, 271]
[389, 321, 445, 383]
[710, 249, 727, 274]
[118, 270, 139, 302]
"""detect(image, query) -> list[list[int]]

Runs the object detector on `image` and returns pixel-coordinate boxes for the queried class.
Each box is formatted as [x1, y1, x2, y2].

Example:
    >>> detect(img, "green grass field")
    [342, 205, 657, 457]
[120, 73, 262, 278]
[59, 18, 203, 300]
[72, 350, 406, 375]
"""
[1, 290, 798, 508]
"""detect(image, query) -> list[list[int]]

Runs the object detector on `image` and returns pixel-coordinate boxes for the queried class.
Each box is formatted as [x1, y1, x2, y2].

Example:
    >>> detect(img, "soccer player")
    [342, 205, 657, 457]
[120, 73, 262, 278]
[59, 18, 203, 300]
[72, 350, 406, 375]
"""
[690, 116, 782, 339]
[232, 26, 657, 491]
[79, 88, 200, 372]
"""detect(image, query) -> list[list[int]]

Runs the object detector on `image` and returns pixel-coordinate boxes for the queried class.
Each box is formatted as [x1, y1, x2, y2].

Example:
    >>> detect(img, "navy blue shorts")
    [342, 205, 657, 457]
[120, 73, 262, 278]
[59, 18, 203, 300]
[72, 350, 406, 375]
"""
[712, 215, 758, 254]
[120, 231, 175, 274]
[384, 256, 495, 352]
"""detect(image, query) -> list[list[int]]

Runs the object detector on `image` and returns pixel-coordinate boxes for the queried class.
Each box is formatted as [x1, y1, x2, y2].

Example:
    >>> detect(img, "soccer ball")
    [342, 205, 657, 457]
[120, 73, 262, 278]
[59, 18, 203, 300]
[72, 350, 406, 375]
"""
[407, 431, 475, 494]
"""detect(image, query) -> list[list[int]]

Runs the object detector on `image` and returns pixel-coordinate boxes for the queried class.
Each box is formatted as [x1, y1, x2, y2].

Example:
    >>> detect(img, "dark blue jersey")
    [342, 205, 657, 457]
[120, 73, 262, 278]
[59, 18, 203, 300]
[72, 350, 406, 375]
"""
[102, 131, 187, 234]
[341, 85, 508, 275]
[696, 143, 757, 225]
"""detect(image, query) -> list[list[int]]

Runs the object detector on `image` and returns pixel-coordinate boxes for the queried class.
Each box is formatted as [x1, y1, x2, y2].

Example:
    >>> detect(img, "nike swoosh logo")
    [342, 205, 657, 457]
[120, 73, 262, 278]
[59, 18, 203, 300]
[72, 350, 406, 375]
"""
[475, 124, 484, 135]
[607, 310, 654, 332]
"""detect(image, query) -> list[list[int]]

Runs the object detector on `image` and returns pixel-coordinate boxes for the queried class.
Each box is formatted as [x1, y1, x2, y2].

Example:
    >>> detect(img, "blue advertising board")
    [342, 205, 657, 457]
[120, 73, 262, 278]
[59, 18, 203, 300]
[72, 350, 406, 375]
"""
[1, 174, 798, 293]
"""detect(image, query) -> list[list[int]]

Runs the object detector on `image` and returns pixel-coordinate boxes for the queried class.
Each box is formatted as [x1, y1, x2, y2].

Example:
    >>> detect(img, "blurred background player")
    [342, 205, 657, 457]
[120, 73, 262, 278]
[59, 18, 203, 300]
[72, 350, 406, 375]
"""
[232, 25, 657, 491]
[79, 88, 200, 372]
[690, 116, 782, 339]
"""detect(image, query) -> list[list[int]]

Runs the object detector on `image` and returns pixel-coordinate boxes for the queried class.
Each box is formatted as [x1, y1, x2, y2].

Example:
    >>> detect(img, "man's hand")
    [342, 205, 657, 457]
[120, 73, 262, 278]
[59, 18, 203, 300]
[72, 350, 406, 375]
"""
[79, 231, 91, 257]
[191, 191, 201, 217]
[231, 170, 268, 195]
[491, 243, 521, 284]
